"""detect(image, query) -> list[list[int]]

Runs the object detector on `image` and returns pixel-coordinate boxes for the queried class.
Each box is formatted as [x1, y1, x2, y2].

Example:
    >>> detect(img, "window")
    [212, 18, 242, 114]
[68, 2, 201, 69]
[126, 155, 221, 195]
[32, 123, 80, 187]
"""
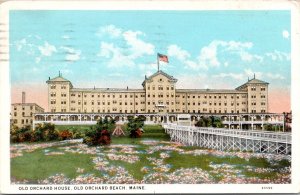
[61, 85, 66, 89]
[14, 112, 17, 116]
[50, 85, 56, 89]
[261, 87, 266, 91]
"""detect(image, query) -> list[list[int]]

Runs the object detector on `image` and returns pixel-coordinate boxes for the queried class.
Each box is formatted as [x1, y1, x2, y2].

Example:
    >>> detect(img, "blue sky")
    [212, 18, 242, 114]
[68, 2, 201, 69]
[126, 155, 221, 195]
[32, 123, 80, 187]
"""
[10, 10, 290, 91]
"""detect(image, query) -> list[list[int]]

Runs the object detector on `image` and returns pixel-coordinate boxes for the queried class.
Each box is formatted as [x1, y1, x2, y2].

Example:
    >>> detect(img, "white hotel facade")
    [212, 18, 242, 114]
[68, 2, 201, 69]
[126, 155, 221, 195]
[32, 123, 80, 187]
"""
[32, 70, 285, 130]
[47, 70, 269, 114]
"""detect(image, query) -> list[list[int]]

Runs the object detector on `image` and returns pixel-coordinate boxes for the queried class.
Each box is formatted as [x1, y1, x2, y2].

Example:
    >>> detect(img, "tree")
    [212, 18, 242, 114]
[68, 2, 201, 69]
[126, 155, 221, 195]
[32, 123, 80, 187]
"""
[195, 116, 223, 128]
[83, 118, 114, 146]
[127, 116, 146, 138]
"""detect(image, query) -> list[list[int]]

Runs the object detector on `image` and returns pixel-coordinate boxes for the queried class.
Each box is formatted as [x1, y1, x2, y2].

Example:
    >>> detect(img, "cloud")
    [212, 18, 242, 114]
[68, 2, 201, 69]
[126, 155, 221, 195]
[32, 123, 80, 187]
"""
[98, 42, 135, 67]
[61, 35, 70, 40]
[239, 51, 263, 62]
[97, 25, 122, 38]
[138, 63, 157, 71]
[167, 44, 208, 70]
[167, 44, 190, 61]
[198, 41, 221, 68]
[212, 72, 244, 80]
[223, 41, 253, 51]
[282, 30, 290, 39]
[266, 50, 290, 61]
[166, 40, 259, 70]
[123, 30, 154, 58]
[61, 46, 81, 62]
[244, 68, 263, 79]
[266, 73, 285, 80]
[97, 26, 155, 68]
[15, 38, 27, 51]
[108, 73, 124, 77]
[35, 57, 41, 64]
[38, 42, 57, 56]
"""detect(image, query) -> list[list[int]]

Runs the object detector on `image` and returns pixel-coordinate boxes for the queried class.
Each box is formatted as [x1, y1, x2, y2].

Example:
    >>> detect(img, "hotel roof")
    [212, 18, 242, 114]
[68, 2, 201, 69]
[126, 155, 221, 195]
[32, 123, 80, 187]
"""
[176, 89, 247, 94]
[71, 88, 144, 93]
[142, 70, 178, 87]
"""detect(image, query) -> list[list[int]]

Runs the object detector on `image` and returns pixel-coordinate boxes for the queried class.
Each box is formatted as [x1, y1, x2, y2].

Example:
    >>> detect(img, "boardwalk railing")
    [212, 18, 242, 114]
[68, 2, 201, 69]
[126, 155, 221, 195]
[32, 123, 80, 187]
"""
[163, 123, 291, 155]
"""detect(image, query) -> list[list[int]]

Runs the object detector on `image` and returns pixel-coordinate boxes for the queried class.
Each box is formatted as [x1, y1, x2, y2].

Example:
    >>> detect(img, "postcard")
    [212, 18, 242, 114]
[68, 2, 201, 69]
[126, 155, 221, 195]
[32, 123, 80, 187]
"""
[0, 0, 299, 194]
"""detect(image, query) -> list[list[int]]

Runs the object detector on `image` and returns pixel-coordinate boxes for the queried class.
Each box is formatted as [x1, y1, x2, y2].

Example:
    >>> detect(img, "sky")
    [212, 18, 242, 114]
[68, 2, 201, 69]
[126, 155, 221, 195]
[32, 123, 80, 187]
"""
[10, 10, 291, 112]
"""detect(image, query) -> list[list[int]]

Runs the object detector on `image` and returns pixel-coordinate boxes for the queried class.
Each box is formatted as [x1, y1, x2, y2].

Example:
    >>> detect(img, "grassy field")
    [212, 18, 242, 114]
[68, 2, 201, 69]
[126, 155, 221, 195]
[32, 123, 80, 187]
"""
[11, 125, 290, 184]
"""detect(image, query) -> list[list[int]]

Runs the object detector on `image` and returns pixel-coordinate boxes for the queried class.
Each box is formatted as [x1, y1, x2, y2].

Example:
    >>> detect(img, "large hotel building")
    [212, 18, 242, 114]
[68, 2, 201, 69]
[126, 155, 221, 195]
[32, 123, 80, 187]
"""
[46, 70, 269, 115]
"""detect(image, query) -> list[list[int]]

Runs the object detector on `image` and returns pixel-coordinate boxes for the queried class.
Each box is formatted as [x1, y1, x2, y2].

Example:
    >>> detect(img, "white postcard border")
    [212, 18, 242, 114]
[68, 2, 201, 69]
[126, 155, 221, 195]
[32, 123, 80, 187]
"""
[0, 0, 299, 194]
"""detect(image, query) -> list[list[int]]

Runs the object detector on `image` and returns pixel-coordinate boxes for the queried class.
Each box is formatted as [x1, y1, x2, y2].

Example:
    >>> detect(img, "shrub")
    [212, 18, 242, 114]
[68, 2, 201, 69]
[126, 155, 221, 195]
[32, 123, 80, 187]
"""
[195, 116, 223, 128]
[10, 125, 32, 143]
[58, 130, 73, 140]
[127, 116, 145, 138]
[83, 119, 113, 146]
[31, 123, 59, 142]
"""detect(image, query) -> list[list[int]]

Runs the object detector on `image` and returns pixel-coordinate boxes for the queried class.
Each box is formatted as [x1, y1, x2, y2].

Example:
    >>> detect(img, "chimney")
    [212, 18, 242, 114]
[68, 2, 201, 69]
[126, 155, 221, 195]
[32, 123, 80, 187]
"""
[22, 91, 25, 104]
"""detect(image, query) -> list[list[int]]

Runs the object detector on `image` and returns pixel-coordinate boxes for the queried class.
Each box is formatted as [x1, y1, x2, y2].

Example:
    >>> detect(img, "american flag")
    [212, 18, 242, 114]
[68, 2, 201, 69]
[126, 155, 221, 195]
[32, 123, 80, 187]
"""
[158, 53, 169, 63]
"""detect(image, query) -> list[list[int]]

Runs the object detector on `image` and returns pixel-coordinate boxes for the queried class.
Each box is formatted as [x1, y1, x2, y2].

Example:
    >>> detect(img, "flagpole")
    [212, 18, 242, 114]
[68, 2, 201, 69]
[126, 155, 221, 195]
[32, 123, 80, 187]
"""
[157, 53, 160, 72]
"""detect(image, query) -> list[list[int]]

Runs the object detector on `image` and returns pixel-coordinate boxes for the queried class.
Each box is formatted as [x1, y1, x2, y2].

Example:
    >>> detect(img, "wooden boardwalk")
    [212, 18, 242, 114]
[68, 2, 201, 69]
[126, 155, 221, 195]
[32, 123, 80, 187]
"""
[163, 123, 291, 155]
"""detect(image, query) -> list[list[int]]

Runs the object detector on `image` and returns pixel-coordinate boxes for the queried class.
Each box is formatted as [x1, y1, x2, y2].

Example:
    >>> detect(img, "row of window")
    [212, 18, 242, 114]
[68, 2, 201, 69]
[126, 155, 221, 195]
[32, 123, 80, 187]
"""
[147, 85, 175, 91]
[250, 87, 266, 91]
[50, 85, 67, 89]
[70, 93, 145, 98]
[12, 119, 33, 124]
[13, 112, 33, 117]
[176, 94, 247, 99]
[52, 108, 259, 114]
[13, 106, 34, 110]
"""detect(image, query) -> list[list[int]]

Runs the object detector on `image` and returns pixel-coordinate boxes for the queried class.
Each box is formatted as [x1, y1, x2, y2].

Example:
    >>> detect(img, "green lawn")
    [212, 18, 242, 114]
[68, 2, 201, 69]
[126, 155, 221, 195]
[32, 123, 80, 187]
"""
[11, 124, 290, 184]
[11, 148, 100, 182]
